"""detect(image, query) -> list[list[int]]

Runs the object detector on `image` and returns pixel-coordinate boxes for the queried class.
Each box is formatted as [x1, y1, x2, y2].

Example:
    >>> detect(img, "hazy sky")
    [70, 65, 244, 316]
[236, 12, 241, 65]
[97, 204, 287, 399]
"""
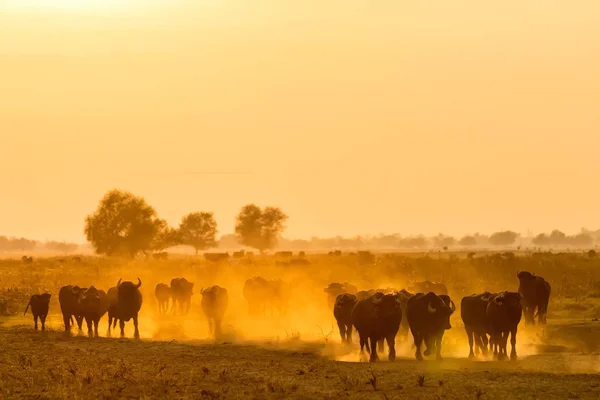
[1, 1, 599, 242]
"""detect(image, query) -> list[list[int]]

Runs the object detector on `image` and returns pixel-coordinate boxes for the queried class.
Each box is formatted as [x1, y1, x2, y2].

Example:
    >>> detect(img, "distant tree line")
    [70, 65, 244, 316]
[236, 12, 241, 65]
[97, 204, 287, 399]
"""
[4, 189, 599, 256]
[0, 237, 82, 253]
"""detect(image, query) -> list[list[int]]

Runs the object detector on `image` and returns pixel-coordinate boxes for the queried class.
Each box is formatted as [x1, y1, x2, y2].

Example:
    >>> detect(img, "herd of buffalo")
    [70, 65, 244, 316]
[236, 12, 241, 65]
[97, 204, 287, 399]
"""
[22, 270, 551, 362]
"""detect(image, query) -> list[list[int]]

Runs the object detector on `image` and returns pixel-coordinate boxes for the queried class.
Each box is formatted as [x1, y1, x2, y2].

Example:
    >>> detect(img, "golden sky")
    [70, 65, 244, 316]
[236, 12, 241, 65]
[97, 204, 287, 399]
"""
[1, 1, 599, 242]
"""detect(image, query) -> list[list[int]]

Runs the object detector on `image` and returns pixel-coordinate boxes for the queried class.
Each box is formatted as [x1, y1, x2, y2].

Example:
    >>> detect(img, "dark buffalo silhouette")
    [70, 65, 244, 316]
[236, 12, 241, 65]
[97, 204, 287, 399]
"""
[243, 276, 290, 317]
[59, 285, 87, 333]
[352, 292, 403, 362]
[461, 292, 499, 358]
[355, 290, 377, 302]
[200, 286, 229, 338]
[204, 253, 229, 262]
[154, 283, 171, 315]
[486, 291, 522, 360]
[170, 277, 194, 315]
[517, 271, 551, 325]
[406, 292, 456, 360]
[333, 293, 357, 344]
[233, 250, 245, 258]
[408, 281, 448, 296]
[324, 282, 358, 309]
[24, 293, 51, 331]
[79, 286, 109, 338]
[114, 278, 143, 338]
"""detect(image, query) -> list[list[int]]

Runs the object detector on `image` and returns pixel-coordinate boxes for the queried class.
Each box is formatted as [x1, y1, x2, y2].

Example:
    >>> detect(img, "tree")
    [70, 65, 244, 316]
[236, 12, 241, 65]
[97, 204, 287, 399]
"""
[489, 231, 519, 246]
[179, 212, 218, 255]
[433, 234, 455, 248]
[234, 204, 288, 253]
[84, 189, 164, 257]
[459, 235, 477, 246]
[151, 220, 181, 252]
[532, 233, 549, 246]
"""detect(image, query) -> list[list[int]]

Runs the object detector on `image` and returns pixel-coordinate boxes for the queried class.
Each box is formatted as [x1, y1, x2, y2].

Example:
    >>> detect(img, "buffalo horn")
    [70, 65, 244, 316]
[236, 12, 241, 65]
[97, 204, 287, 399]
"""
[117, 278, 122, 288]
[480, 296, 490, 302]
[135, 278, 142, 288]
[372, 296, 383, 305]
[449, 300, 456, 312]
[427, 302, 437, 314]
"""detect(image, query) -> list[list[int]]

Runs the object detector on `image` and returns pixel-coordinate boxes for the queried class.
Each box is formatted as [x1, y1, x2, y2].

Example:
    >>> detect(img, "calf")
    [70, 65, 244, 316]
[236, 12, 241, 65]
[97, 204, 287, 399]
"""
[24, 293, 51, 331]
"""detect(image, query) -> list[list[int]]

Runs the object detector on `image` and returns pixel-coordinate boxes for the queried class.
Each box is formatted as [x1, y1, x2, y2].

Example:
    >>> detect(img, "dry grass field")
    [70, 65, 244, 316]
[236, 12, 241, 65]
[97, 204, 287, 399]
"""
[1, 252, 600, 399]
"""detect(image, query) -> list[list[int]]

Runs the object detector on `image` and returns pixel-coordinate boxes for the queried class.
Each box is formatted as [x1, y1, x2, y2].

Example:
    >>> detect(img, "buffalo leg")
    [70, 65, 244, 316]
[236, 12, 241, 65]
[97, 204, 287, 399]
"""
[41, 314, 47, 331]
[33, 315, 38, 331]
[435, 332, 444, 361]
[133, 315, 140, 339]
[423, 335, 433, 357]
[413, 331, 424, 361]
[63, 313, 71, 332]
[386, 334, 396, 362]
[119, 320, 126, 338]
[337, 322, 346, 343]
[75, 316, 84, 332]
[86, 317, 93, 338]
[480, 333, 489, 356]
[369, 337, 379, 362]
[346, 324, 353, 344]
[466, 327, 475, 358]
[107, 315, 113, 337]
[510, 329, 518, 360]
[94, 319, 100, 338]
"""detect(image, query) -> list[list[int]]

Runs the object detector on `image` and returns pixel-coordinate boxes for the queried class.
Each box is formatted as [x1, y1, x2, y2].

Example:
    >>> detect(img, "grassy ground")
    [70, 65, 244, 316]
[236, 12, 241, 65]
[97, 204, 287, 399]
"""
[1, 318, 600, 399]
[2, 252, 600, 399]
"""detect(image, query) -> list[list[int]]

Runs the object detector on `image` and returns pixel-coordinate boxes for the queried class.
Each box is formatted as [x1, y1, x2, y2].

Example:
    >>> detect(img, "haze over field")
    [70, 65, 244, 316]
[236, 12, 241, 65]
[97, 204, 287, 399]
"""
[1, 1, 599, 243]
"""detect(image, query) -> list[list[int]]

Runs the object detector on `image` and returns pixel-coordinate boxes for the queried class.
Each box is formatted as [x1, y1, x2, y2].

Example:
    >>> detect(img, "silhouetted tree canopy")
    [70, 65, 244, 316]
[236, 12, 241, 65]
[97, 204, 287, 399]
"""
[489, 231, 519, 246]
[459, 235, 477, 246]
[151, 220, 181, 253]
[0, 236, 37, 252]
[179, 212, 218, 254]
[84, 189, 163, 257]
[235, 204, 288, 253]
[434, 234, 455, 248]
[533, 230, 593, 247]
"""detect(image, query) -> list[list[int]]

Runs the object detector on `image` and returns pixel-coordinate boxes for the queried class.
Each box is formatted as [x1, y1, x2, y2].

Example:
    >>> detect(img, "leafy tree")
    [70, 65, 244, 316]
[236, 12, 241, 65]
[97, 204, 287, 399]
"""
[433, 234, 455, 248]
[489, 231, 519, 246]
[179, 212, 218, 255]
[568, 233, 593, 247]
[84, 189, 163, 257]
[459, 235, 477, 246]
[532, 233, 549, 246]
[151, 220, 181, 252]
[549, 230, 567, 244]
[234, 204, 288, 253]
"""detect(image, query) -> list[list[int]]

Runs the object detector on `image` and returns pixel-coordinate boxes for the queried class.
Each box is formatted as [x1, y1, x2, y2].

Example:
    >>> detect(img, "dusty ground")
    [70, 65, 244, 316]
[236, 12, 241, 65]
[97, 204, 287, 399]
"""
[2, 317, 600, 400]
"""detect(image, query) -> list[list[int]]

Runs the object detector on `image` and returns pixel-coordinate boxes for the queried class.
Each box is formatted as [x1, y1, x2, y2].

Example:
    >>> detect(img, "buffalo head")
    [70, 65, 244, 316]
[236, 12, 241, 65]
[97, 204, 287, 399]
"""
[427, 293, 455, 329]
